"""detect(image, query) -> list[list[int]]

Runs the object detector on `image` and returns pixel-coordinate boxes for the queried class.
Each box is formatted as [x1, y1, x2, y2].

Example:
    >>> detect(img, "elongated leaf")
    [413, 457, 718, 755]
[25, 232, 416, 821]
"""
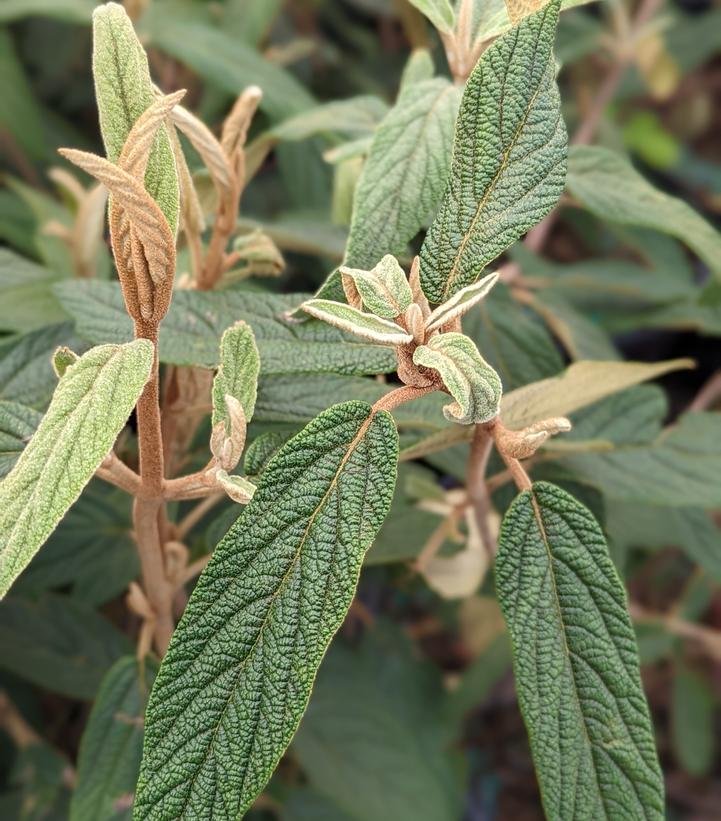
[0, 594, 132, 699]
[496, 482, 664, 818]
[345, 77, 461, 271]
[420, 0, 566, 302]
[270, 96, 388, 142]
[54, 281, 397, 375]
[567, 146, 721, 281]
[340, 255, 413, 319]
[671, 664, 715, 778]
[0, 340, 153, 598]
[212, 321, 260, 428]
[424, 271, 499, 332]
[134, 401, 399, 820]
[71, 656, 158, 821]
[93, 3, 179, 232]
[0, 400, 42, 478]
[302, 299, 412, 345]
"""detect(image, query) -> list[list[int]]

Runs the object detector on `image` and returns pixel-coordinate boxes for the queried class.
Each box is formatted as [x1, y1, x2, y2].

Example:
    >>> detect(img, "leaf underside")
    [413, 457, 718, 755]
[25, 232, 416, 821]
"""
[496, 482, 665, 819]
[134, 401, 399, 820]
[420, 0, 567, 303]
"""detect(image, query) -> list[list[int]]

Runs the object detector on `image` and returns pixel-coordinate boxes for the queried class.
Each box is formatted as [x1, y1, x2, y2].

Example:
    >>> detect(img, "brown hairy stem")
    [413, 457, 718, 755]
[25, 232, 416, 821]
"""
[486, 418, 533, 493]
[372, 383, 437, 413]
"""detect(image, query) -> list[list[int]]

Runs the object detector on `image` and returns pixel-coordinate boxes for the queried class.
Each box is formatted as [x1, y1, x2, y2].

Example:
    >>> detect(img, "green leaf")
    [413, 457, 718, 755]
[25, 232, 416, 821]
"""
[293, 625, 462, 820]
[0, 400, 42, 478]
[71, 656, 158, 821]
[567, 146, 721, 281]
[671, 663, 715, 777]
[212, 321, 260, 429]
[413, 333, 502, 424]
[134, 401, 399, 820]
[269, 96, 388, 143]
[0, 0, 95, 23]
[424, 271, 499, 332]
[420, 0, 567, 302]
[340, 255, 413, 319]
[54, 281, 397, 376]
[92, 2, 179, 233]
[0, 594, 132, 699]
[301, 299, 413, 345]
[0, 340, 153, 598]
[344, 77, 461, 270]
[407, 0, 455, 32]
[496, 481, 664, 819]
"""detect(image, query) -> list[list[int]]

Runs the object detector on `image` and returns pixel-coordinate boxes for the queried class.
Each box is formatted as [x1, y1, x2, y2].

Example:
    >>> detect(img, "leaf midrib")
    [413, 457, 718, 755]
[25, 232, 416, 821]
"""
[172, 409, 376, 818]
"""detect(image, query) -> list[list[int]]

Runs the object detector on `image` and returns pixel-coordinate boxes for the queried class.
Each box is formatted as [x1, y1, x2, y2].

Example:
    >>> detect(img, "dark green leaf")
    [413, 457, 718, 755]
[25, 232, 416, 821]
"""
[496, 482, 664, 819]
[135, 402, 398, 819]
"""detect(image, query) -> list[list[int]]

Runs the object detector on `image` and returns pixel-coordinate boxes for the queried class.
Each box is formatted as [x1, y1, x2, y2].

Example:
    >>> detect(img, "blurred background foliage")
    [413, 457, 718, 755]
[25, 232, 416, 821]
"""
[1, 0, 721, 818]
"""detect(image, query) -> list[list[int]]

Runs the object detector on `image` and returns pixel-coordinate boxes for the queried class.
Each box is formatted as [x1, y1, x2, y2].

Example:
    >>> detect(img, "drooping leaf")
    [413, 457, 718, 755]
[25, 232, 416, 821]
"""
[301, 299, 412, 345]
[92, 2, 179, 232]
[134, 401, 399, 820]
[567, 146, 721, 281]
[413, 333, 502, 424]
[0, 340, 153, 598]
[212, 321, 260, 429]
[344, 77, 461, 271]
[293, 625, 462, 821]
[70, 656, 158, 821]
[420, 0, 567, 302]
[0, 400, 42, 478]
[0, 594, 132, 699]
[496, 482, 664, 818]
[54, 281, 397, 375]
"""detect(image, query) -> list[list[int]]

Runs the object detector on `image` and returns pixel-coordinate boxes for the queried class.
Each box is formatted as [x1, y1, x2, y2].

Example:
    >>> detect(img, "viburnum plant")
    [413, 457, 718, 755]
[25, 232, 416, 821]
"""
[9, 0, 721, 818]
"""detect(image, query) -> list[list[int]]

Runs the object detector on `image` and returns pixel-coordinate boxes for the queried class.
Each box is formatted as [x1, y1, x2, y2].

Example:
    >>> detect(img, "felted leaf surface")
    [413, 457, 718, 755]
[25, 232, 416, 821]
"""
[0, 399, 42, 478]
[301, 299, 412, 345]
[0, 340, 153, 598]
[496, 481, 664, 819]
[420, 0, 566, 302]
[54, 281, 397, 375]
[134, 401, 399, 820]
[345, 77, 461, 270]
[71, 656, 158, 821]
[93, 3, 179, 232]
[567, 146, 721, 281]
[413, 332, 502, 424]
[212, 321, 260, 428]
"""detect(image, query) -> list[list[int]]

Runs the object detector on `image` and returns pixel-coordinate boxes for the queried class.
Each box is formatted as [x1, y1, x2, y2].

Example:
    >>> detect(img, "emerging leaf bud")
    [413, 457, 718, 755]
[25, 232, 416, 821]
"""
[495, 416, 572, 459]
[340, 255, 413, 319]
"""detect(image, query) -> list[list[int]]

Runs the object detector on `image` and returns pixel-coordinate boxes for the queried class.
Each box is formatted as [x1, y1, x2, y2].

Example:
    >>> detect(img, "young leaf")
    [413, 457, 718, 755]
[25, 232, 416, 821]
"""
[0, 340, 153, 598]
[301, 299, 413, 345]
[134, 401, 398, 819]
[496, 482, 665, 819]
[344, 77, 461, 271]
[340, 254, 413, 319]
[212, 321, 260, 429]
[567, 146, 721, 281]
[413, 333, 502, 424]
[424, 271, 499, 332]
[92, 2, 179, 233]
[70, 656, 158, 821]
[420, 0, 567, 302]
